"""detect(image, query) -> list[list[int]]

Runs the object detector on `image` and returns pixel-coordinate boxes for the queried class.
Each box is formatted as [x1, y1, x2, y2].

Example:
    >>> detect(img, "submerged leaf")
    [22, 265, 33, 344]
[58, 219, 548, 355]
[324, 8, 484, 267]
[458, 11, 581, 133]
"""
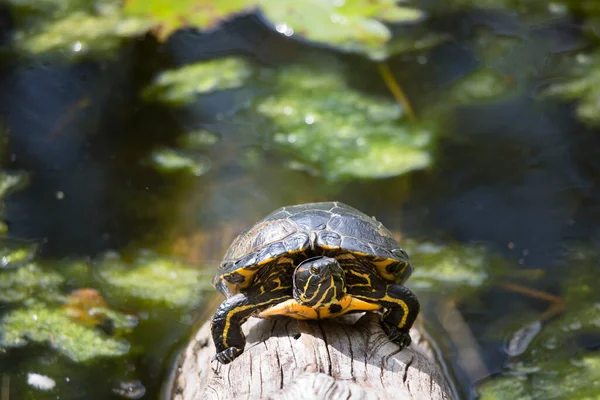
[0, 171, 28, 200]
[123, 0, 253, 41]
[143, 58, 255, 104]
[544, 53, 600, 126]
[448, 68, 514, 104]
[0, 263, 63, 302]
[259, 0, 425, 59]
[479, 354, 600, 400]
[96, 251, 205, 308]
[11, 0, 152, 56]
[478, 245, 600, 399]
[150, 147, 211, 176]
[178, 129, 221, 149]
[0, 238, 40, 270]
[124, 0, 426, 58]
[63, 288, 138, 329]
[256, 61, 433, 180]
[0, 305, 130, 362]
[405, 240, 491, 292]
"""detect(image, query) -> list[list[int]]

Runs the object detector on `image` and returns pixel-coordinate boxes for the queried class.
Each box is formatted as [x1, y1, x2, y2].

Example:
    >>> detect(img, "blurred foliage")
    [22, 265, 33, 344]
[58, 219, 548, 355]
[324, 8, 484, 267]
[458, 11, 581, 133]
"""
[405, 239, 544, 297]
[0, 303, 134, 363]
[257, 60, 434, 180]
[178, 129, 221, 149]
[445, 68, 514, 106]
[3, 0, 600, 398]
[144, 56, 435, 180]
[544, 53, 600, 126]
[95, 251, 206, 308]
[478, 246, 600, 399]
[0, 246, 205, 362]
[0, 170, 28, 199]
[143, 58, 255, 104]
[0, 263, 62, 303]
[0, 238, 39, 270]
[0, 243, 138, 362]
[150, 147, 211, 176]
[4, 0, 600, 127]
[406, 240, 491, 292]
[124, 0, 426, 59]
[8, 0, 152, 56]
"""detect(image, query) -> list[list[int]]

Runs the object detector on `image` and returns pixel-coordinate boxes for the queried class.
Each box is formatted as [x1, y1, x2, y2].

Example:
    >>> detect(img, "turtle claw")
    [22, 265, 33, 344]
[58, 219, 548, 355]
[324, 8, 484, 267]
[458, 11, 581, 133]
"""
[383, 323, 412, 350]
[213, 347, 243, 365]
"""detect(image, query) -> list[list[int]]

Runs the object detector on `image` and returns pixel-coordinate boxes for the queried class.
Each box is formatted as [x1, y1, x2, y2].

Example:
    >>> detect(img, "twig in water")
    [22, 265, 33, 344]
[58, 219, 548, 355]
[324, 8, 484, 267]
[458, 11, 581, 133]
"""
[377, 62, 416, 121]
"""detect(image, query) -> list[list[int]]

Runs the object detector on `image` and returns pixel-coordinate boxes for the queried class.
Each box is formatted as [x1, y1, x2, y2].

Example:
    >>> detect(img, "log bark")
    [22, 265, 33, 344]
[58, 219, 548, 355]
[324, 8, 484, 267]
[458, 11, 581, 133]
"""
[169, 312, 453, 400]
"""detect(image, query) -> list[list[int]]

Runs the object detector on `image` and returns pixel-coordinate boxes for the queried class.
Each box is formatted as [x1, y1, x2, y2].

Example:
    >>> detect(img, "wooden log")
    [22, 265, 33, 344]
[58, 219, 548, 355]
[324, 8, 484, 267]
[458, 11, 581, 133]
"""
[168, 312, 454, 400]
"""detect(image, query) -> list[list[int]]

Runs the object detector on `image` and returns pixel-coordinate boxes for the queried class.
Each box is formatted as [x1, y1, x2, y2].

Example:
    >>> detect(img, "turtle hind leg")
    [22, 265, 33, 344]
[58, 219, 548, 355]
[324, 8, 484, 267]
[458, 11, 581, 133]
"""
[210, 290, 291, 364]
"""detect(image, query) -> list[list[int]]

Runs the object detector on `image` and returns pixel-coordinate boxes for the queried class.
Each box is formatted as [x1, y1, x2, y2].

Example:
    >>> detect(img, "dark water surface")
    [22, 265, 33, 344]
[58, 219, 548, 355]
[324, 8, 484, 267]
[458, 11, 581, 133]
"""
[1, 10, 599, 400]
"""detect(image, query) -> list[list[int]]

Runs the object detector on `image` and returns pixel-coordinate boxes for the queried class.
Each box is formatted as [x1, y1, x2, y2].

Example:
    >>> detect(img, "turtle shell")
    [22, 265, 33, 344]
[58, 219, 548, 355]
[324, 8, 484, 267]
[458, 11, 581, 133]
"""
[213, 201, 411, 296]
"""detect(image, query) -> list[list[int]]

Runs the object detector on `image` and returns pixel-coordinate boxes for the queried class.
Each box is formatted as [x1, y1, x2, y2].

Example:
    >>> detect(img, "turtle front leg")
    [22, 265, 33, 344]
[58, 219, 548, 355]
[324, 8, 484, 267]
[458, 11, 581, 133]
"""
[210, 294, 251, 364]
[211, 291, 291, 364]
[349, 283, 420, 350]
[378, 284, 420, 349]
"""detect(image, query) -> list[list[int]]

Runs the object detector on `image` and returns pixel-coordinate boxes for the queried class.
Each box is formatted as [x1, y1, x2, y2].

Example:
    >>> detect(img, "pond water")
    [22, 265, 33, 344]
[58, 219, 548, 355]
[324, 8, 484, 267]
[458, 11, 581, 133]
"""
[0, 3, 599, 400]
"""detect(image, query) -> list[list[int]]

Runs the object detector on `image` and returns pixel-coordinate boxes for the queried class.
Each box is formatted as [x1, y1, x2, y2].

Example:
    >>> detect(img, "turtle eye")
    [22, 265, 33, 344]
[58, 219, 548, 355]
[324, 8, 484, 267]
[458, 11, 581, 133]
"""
[310, 267, 318, 275]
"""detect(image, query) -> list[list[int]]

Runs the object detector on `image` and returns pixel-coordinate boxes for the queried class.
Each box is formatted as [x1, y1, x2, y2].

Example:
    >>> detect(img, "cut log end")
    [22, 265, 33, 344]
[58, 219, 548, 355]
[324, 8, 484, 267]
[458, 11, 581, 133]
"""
[169, 313, 453, 400]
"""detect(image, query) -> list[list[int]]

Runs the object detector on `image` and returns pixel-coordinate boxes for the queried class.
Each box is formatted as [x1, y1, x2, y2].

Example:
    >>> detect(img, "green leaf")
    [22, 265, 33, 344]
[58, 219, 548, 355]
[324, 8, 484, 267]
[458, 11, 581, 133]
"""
[0, 305, 130, 362]
[11, 0, 153, 56]
[96, 251, 206, 308]
[447, 68, 514, 105]
[259, 0, 425, 59]
[0, 263, 63, 302]
[124, 0, 426, 58]
[544, 53, 600, 126]
[150, 147, 211, 176]
[178, 129, 221, 149]
[255, 61, 434, 180]
[406, 240, 491, 292]
[477, 245, 600, 399]
[0, 239, 40, 270]
[0, 170, 28, 200]
[142, 58, 254, 104]
[123, 0, 253, 41]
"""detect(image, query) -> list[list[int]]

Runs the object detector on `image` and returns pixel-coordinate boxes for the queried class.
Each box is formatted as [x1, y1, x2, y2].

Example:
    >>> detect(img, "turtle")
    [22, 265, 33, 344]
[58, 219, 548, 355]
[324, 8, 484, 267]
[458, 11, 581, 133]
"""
[210, 201, 420, 364]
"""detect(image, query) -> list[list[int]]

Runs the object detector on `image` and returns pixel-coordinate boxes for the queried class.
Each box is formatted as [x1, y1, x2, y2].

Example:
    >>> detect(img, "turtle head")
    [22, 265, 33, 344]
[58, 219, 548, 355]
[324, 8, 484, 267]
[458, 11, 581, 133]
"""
[293, 256, 345, 307]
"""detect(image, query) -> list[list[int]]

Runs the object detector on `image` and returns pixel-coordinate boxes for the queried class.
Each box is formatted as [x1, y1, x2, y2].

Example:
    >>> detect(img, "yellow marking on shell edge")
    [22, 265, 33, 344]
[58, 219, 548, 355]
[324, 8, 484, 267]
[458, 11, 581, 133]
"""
[221, 256, 297, 294]
[222, 295, 289, 347]
[372, 259, 409, 282]
[221, 268, 256, 293]
[258, 294, 380, 320]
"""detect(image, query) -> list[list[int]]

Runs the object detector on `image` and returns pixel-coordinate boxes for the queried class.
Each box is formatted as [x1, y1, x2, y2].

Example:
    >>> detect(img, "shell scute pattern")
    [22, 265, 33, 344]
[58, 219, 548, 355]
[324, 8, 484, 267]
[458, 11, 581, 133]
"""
[289, 210, 331, 231]
[213, 201, 410, 295]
